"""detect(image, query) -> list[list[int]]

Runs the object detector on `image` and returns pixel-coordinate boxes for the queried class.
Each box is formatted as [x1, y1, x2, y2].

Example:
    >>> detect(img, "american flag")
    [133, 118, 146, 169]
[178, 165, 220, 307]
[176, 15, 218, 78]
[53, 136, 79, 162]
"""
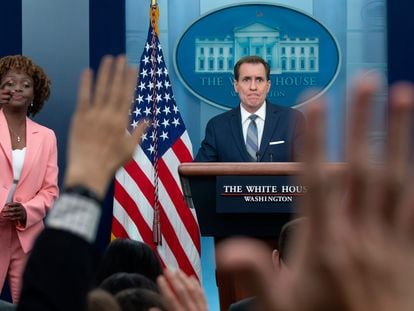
[112, 5, 201, 279]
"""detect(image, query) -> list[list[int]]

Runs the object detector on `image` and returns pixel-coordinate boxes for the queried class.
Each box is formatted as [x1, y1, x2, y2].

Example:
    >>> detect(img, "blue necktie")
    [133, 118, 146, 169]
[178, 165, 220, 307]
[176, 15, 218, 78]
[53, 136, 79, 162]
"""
[246, 114, 258, 161]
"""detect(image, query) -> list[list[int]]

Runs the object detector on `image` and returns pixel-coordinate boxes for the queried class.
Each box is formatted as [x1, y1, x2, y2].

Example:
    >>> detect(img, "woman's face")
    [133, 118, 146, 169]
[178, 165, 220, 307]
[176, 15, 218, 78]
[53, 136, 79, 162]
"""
[1, 70, 34, 111]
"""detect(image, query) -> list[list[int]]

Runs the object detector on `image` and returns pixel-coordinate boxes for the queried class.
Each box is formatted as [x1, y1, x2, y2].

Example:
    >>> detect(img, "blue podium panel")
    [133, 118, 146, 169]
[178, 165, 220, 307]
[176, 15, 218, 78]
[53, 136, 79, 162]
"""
[180, 162, 346, 237]
[216, 175, 306, 214]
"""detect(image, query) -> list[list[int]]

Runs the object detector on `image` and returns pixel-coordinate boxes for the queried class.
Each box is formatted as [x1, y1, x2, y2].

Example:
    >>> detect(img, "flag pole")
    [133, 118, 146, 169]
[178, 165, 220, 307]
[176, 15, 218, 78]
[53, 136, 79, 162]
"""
[149, 0, 161, 245]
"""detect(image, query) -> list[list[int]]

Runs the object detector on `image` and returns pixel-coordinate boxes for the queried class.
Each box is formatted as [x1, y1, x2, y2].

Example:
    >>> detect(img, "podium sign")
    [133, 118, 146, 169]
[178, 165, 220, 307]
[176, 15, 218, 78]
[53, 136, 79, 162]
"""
[179, 162, 346, 237]
[216, 175, 306, 213]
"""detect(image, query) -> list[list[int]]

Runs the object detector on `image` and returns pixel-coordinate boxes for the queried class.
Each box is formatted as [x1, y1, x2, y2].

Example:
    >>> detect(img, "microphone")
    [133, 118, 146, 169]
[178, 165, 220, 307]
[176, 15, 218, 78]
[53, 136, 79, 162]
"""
[269, 153, 274, 162]
[256, 151, 261, 162]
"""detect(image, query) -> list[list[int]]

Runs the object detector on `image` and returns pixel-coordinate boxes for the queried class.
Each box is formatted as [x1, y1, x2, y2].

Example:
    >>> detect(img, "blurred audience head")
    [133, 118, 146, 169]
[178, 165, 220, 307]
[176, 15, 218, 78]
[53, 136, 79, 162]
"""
[115, 288, 167, 311]
[273, 217, 306, 270]
[87, 289, 121, 311]
[99, 272, 158, 295]
[96, 238, 162, 285]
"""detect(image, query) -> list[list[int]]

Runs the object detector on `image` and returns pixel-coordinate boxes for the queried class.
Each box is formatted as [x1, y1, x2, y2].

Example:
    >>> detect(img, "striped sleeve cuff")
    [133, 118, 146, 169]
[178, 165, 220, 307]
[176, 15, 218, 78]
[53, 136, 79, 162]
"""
[46, 193, 101, 243]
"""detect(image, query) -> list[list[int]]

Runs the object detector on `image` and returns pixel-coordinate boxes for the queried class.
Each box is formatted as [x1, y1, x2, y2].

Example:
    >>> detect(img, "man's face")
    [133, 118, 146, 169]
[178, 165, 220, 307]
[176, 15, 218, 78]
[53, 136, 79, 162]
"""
[234, 62, 271, 113]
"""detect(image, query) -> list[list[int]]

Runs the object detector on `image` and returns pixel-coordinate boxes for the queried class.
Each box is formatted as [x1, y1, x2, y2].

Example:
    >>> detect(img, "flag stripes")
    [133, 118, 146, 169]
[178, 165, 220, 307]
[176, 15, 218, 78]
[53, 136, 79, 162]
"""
[112, 7, 201, 277]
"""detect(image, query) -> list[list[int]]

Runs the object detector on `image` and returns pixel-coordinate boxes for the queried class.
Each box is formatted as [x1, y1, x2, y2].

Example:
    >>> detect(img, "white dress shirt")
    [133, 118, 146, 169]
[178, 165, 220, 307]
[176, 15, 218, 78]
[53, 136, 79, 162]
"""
[241, 102, 266, 149]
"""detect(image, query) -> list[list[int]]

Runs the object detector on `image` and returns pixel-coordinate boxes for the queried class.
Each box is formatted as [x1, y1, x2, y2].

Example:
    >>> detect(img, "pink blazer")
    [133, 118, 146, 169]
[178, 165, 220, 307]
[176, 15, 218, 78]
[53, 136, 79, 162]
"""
[0, 109, 59, 253]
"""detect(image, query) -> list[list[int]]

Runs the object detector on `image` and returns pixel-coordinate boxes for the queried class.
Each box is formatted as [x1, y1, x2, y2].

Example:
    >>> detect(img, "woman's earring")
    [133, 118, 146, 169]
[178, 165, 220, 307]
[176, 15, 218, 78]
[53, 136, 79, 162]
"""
[30, 102, 34, 107]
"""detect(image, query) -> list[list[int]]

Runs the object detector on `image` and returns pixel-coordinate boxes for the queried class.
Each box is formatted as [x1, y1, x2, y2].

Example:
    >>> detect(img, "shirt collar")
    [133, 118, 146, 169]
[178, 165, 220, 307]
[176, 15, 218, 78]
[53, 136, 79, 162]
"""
[240, 101, 267, 123]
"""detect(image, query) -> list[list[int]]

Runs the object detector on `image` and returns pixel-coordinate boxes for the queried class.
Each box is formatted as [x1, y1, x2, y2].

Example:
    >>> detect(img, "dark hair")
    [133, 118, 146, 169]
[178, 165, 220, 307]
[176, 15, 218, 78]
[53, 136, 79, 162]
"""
[233, 55, 270, 81]
[99, 272, 159, 295]
[278, 217, 306, 262]
[0, 54, 51, 116]
[87, 289, 121, 311]
[115, 288, 167, 311]
[96, 238, 163, 285]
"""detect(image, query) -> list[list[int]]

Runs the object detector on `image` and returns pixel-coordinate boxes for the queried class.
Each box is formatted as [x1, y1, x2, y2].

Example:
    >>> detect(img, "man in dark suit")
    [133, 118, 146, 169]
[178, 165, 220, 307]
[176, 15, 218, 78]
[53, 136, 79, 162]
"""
[195, 55, 305, 162]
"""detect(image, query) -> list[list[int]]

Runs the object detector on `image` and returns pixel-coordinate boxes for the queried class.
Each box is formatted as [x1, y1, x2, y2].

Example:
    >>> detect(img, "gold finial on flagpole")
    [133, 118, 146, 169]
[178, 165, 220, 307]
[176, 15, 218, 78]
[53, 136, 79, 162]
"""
[149, 0, 159, 36]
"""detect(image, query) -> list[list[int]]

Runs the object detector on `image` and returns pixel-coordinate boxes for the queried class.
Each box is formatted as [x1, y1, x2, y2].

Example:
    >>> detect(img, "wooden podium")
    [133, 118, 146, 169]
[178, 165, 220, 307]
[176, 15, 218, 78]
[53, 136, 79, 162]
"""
[178, 162, 345, 310]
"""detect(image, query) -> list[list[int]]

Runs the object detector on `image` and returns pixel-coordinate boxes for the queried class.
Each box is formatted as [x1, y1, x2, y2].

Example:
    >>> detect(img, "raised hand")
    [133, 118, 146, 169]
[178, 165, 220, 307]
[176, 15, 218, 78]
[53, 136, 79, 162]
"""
[64, 55, 148, 198]
[216, 76, 414, 311]
[157, 268, 208, 311]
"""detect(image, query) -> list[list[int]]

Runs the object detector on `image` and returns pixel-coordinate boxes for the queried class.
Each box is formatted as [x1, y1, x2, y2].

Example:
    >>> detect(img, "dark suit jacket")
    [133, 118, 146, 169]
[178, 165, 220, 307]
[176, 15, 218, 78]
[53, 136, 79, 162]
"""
[195, 102, 305, 162]
[17, 229, 98, 311]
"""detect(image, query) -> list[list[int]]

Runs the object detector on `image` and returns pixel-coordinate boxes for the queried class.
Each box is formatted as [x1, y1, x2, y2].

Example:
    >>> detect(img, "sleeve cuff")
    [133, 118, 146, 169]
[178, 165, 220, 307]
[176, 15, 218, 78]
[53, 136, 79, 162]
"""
[46, 193, 101, 243]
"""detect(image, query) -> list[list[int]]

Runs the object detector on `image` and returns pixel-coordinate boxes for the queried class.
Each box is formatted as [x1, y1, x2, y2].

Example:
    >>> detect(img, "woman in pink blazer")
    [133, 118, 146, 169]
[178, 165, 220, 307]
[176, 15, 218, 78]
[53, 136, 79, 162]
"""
[0, 55, 59, 303]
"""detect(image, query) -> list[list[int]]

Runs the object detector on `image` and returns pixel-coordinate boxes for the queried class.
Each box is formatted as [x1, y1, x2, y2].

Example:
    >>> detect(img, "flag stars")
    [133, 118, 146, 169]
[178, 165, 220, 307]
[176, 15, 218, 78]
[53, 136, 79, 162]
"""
[147, 81, 154, 91]
[142, 55, 150, 65]
[131, 119, 139, 128]
[140, 69, 148, 78]
[160, 131, 169, 140]
[163, 106, 171, 115]
[138, 82, 146, 91]
[145, 94, 153, 104]
[172, 118, 180, 127]
[161, 118, 170, 128]
[156, 80, 163, 90]
[133, 107, 141, 116]
[130, 26, 189, 161]
[147, 144, 155, 154]
[143, 107, 152, 116]
[164, 93, 171, 102]
[136, 95, 144, 104]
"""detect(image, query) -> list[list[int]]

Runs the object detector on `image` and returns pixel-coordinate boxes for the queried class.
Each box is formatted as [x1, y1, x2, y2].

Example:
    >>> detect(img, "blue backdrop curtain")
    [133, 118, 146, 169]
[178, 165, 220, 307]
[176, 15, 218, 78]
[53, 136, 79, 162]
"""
[89, 0, 125, 71]
[89, 0, 126, 252]
[0, 1, 22, 57]
[387, 1, 414, 83]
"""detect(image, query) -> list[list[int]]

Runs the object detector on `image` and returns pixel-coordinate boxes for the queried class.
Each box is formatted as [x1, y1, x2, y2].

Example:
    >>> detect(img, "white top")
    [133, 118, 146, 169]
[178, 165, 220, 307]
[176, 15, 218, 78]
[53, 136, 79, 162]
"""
[6, 147, 26, 203]
[12, 147, 26, 180]
[240, 102, 266, 149]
